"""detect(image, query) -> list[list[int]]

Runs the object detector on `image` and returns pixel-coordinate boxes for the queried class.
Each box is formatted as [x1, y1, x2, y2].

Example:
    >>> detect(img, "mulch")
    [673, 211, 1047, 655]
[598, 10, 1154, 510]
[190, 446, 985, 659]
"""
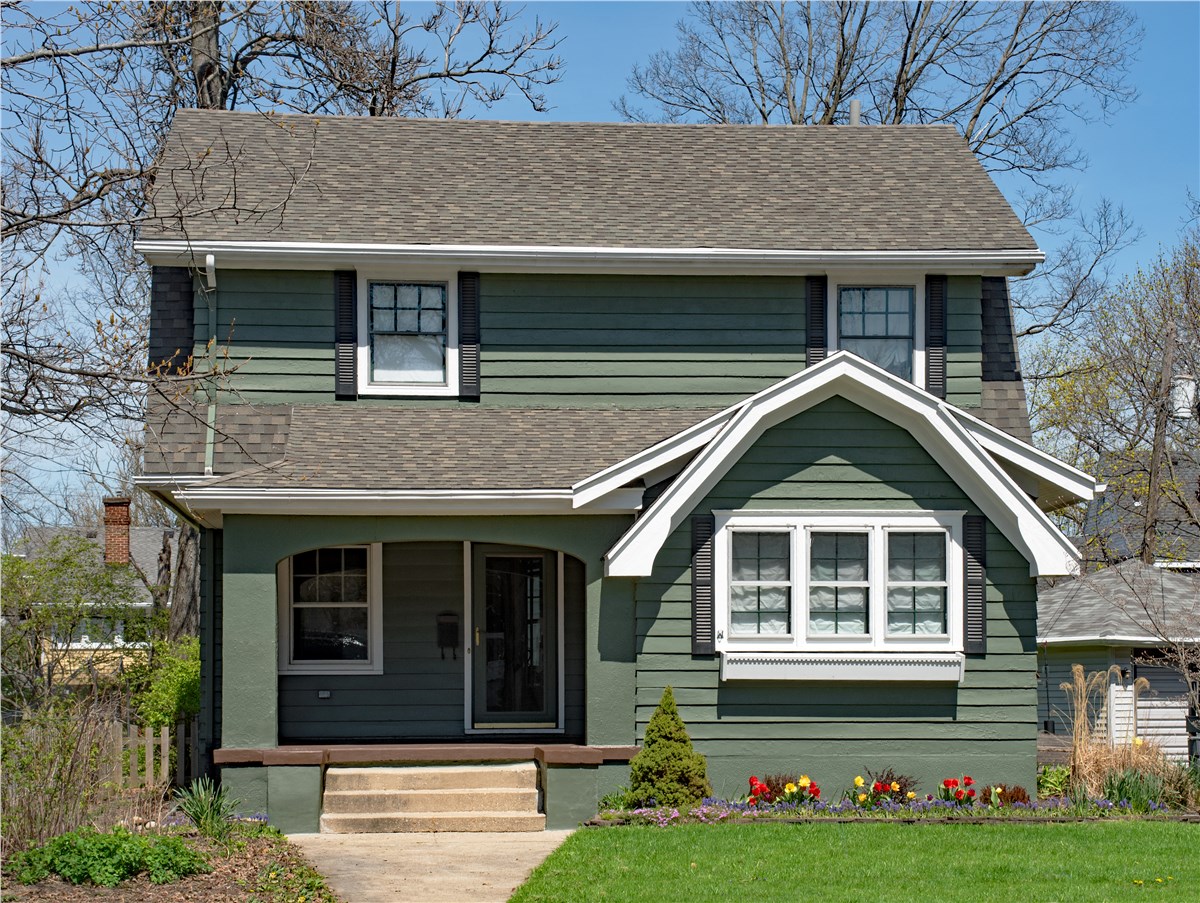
[2, 831, 323, 902]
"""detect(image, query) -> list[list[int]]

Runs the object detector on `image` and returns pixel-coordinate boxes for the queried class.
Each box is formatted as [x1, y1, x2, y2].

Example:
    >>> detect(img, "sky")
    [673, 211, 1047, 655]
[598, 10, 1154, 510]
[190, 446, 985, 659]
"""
[486, 0, 1200, 277]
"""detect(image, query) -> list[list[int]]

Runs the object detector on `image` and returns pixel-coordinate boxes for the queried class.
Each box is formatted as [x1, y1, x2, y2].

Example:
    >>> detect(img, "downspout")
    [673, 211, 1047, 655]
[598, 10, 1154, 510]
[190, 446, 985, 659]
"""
[202, 253, 217, 477]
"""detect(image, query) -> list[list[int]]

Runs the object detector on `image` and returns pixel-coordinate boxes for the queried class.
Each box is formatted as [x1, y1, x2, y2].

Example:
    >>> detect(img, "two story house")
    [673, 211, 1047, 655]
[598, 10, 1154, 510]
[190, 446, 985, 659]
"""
[136, 110, 1099, 832]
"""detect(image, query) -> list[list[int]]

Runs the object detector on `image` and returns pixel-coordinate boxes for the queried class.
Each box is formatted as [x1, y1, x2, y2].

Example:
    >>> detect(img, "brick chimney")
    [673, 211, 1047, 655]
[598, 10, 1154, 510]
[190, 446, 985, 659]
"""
[102, 497, 132, 565]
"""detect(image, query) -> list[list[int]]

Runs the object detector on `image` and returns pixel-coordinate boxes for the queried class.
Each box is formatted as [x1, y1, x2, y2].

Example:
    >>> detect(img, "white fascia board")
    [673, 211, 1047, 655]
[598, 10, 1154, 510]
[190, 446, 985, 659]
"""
[604, 352, 1080, 578]
[173, 487, 643, 517]
[133, 239, 1044, 276]
[134, 475, 212, 490]
[1037, 635, 1193, 647]
[571, 409, 736, 507]
[952, 408, 1100, 507]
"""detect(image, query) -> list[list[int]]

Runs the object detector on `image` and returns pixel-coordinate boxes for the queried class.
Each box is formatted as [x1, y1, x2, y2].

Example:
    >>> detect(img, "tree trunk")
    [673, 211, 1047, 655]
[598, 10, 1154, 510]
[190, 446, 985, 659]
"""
[190, 1, 228, 110]
[1141, 317, 1177, 564]
[168, 525, 201, 640]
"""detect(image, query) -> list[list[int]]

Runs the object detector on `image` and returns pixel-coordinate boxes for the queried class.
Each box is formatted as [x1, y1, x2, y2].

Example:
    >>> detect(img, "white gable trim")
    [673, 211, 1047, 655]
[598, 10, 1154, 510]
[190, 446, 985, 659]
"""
[604, 352, 1082, 579]
[950, 407, 1101, 509]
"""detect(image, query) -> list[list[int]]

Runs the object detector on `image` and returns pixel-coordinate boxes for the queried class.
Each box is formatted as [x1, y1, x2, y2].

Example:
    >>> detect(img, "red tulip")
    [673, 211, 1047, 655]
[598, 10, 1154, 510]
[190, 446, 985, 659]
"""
[955, 789, 965, 800]
[963, 776, 975, 787]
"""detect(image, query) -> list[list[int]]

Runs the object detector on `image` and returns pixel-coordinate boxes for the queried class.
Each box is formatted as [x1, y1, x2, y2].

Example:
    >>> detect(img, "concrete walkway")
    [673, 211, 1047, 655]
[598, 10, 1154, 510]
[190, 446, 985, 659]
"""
[289, 830, 574, 903]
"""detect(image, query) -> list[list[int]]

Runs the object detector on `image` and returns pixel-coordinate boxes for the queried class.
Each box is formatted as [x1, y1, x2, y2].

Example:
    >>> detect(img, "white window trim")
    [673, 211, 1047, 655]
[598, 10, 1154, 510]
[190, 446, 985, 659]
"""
[826, 269, 926, 391]
[356, 269, 460, 396]
[714, 510, 964, 656]
[277, 542, 384, 675]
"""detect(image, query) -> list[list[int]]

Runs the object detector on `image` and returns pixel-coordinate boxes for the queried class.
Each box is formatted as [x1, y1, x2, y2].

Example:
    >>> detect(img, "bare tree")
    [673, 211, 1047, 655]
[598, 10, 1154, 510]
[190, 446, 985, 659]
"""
[1027, 230, 1200, 555]
[617, 1, 1143, 338]
[1, 0, 563, 537]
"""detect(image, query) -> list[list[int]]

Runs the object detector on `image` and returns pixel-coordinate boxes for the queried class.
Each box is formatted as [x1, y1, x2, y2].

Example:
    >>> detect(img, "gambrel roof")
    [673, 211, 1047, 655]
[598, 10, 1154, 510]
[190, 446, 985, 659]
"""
[142, 111, 1038, 254]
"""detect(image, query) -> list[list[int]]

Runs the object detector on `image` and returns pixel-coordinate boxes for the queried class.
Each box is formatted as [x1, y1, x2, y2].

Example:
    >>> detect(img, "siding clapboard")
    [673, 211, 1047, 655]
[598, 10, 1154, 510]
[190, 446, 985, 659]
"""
[635, 397, 1037, 794]
[197, 271, 987, 409]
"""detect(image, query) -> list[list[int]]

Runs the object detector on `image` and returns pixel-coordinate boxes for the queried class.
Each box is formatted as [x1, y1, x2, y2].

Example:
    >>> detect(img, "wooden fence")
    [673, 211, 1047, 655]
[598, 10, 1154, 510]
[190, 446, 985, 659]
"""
[104, 718, 201, 788]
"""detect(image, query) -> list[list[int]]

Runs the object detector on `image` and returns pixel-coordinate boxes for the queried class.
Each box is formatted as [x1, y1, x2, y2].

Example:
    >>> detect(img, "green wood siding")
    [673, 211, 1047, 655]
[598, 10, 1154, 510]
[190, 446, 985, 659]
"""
[278, 541, 587, 742]
[635, 397, 1038, 794]
[201, 270, 808, 405]
[196, 270, 988, 409]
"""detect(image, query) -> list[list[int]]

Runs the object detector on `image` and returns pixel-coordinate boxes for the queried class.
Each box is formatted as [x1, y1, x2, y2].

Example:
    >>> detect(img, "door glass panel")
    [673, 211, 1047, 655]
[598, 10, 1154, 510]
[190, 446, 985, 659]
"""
[483, 556, 546, 715]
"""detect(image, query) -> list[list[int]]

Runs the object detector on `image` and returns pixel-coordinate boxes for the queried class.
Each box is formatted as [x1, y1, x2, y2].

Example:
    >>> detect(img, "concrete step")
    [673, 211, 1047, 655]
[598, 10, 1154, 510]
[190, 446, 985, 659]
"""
[320, 811, 547, 833]
[324, 763, 537, 793]
[322, 787, 539, 814]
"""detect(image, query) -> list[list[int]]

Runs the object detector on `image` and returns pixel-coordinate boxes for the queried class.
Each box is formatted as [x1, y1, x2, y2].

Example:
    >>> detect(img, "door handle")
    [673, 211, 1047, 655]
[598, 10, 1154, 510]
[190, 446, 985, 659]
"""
[475, 626, 481, 647]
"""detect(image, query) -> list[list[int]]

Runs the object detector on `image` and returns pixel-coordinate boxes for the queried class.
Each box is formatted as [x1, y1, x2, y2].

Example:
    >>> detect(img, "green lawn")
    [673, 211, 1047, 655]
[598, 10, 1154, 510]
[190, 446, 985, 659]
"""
[510, 822, 1198, 903]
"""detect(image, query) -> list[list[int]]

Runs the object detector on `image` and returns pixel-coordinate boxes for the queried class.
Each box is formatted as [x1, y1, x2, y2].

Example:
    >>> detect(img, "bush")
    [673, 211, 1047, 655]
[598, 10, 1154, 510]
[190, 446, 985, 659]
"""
[864, 766, 919, 802]
[132, 637, 201, 728]
[0, 698, 117, 854]
[625, 687, 711, 809]
[980, 784, 1031, 808]
[175, 776, 240, 838]
[11, 826, 209, 886]
[1037, 764, 1073, 798]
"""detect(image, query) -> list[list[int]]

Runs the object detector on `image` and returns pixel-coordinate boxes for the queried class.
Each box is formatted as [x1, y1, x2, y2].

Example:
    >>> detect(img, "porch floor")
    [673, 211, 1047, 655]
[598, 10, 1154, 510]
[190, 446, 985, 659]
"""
[212, 742, 639, 767]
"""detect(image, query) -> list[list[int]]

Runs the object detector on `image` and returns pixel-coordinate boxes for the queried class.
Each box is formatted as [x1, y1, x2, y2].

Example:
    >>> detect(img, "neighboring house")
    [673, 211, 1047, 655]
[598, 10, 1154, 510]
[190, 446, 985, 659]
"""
[1038, 560, 1200, 761]
[1083, 461, 1200, 573]
[16, 498, 175, 684]
[135, 111, 1100, 833]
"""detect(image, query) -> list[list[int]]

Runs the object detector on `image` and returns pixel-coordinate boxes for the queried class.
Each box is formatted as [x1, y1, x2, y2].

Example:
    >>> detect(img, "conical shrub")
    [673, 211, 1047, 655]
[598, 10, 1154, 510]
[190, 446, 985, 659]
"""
[626, 686, 712, 808]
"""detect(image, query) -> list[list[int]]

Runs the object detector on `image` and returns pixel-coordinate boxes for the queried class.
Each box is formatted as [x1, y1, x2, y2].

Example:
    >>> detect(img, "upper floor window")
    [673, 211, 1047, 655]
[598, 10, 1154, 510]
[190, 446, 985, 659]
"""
[837, 286, 914, 380]
[714, 512, 962, 654]
[357, 272, 459, 396]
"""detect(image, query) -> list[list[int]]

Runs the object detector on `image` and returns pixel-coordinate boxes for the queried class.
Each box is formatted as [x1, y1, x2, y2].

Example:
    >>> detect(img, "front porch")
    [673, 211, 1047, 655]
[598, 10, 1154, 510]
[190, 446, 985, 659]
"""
[214, 742, 639, 833]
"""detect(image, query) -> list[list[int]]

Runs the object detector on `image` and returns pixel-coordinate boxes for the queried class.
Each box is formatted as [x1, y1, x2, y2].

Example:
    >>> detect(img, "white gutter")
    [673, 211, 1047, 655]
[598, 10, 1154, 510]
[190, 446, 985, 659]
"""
[134, 240, 1045, 276]
[1037, 634, 1198, 647]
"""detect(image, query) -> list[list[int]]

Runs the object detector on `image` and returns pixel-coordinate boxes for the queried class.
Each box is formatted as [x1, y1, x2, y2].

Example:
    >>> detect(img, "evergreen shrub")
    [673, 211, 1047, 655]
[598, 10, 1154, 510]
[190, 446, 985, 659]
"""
[625, 686, 712, 808]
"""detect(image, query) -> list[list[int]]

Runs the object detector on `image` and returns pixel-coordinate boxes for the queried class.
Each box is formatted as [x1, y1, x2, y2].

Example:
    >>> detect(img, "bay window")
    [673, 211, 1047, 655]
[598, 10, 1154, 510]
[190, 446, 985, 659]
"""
[715, 512, 963, 654]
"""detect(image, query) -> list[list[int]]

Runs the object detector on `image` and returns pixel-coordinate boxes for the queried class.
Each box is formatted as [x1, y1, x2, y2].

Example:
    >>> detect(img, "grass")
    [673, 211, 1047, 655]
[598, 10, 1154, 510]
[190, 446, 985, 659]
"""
[510, 821, 1198, 903]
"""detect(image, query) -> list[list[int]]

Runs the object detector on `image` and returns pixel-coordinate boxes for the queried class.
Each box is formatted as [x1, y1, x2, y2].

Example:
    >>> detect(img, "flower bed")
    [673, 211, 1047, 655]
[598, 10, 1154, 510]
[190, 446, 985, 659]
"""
[595, 770, 1193, 827]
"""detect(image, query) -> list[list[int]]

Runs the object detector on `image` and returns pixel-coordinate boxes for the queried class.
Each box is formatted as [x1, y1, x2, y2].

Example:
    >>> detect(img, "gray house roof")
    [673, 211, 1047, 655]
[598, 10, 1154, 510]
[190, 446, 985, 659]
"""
[19, 526, 178, 606]
[1038, 560, 1200, 644]
[143, 111, 1037, 252]
[149, 404, 720, 490]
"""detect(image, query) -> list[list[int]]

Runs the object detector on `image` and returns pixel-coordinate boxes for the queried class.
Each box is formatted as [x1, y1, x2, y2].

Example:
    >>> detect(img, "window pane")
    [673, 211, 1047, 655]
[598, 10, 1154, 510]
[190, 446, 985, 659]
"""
[840, 338, 912, 379]
[808, 587, 869, 635]
[294, 607, 368, 660]
[373, 334, 445, 383]
[811, 533, 867, 581]
[731, 532, 789, 581]
[729, 585, 791, 635]
[887, 586, 946, 635]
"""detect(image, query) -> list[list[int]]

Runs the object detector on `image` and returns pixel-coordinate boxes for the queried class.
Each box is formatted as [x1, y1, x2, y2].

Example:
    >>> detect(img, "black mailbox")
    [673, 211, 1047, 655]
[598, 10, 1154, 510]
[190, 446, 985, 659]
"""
[437, 612, 460, 660]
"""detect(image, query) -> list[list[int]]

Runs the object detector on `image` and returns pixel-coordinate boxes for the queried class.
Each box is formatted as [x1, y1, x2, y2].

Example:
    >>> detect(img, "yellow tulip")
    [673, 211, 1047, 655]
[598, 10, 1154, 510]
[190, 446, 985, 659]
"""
[798, 775, 811, 788]
[854, 776, 865, 787]
[858, 793, 867, 802]
[890, 781, 900, 792]
[906, 791, 916, 800]
[785, 783, 797, 794]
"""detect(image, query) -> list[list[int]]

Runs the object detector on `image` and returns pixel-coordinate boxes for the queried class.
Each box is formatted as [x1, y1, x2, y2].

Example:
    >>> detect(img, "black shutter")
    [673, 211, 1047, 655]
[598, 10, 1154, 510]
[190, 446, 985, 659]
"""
[806, 275, 828, 367]
[926, 274, 947, 398]
[334, 271, 357, 400]
[963, 514, 987, 655]
[691, 514, 716, 655]
[458, 272, 481, 400]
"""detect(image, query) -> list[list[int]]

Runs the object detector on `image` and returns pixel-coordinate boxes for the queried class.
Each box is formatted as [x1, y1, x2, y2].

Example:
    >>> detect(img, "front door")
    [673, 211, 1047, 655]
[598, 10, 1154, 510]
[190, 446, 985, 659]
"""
[471, 546, 558, 729]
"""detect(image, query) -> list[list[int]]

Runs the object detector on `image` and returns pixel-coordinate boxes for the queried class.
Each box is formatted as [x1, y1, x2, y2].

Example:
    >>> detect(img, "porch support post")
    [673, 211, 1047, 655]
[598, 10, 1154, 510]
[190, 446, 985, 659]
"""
[586, 561, 636, 746]
[220, 515, 279, 748]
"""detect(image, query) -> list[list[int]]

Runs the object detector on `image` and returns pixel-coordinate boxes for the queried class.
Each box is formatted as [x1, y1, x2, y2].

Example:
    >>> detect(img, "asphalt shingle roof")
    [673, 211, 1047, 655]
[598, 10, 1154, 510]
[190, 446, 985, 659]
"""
[185, 405, 720, 491]
[144, 111, 1037, 252]
[1038, 560, 1200, 643]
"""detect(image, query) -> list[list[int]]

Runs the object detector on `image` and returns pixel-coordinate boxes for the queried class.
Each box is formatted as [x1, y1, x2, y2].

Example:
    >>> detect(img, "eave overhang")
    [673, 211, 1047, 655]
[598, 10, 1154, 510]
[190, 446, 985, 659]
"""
[133, 239, 1045, 276]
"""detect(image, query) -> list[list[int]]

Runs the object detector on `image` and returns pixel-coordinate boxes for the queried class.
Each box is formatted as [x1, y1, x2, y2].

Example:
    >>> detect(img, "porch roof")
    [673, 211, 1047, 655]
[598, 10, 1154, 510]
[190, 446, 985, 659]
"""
[149, 403, 719, 490]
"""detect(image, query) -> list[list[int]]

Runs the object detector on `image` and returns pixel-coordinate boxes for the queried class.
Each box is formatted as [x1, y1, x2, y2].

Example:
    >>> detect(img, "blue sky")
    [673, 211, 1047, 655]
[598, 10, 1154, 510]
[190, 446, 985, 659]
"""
[489, 1, 1200, 276]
